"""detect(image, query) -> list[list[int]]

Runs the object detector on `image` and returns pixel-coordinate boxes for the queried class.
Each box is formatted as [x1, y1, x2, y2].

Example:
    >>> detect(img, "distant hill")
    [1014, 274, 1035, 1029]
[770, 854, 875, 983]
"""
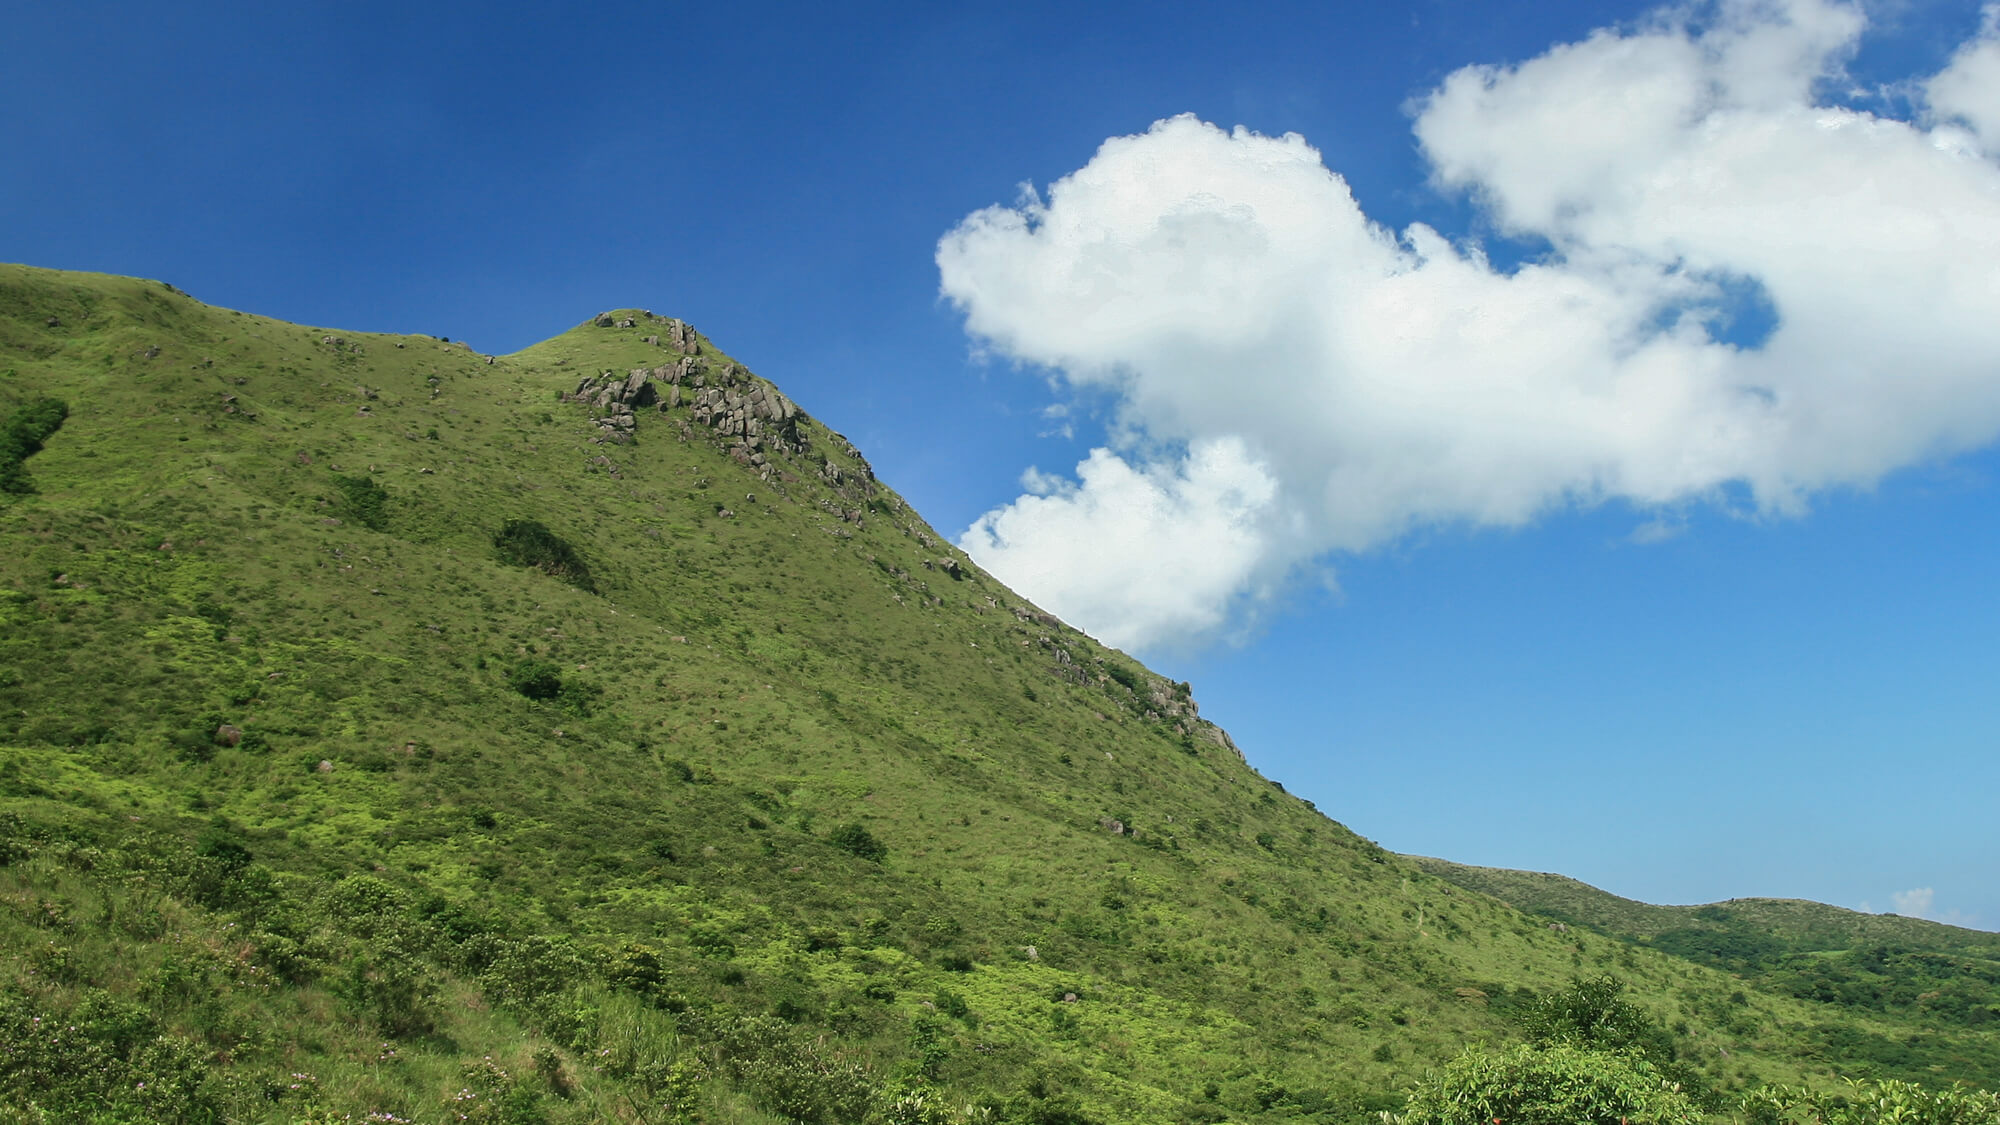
[1, 263, 1993, 1123]
[1408, 857, 1999, 953]
[1414, 857, 2000, 1086]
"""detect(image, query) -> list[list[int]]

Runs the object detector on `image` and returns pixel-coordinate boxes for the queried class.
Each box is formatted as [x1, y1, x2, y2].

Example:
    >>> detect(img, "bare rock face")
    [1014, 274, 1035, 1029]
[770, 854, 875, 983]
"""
[665, 319, 700, 354]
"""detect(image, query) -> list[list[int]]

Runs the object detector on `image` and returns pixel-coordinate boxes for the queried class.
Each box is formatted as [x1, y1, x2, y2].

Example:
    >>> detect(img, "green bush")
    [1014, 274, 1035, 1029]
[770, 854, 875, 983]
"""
[1103, 662, 1142, 694]
[508, 659, 565, 700]
[334, 943, 439, 1038]
[1741, 1078, 2000, 1125]
[830, 822, 887, 863]
[0, 396, 67, 494]
[493, 518, 596, 591]
[0, 986, 219, 1121]
[716, 1016, 880, 1125]
[1399, 1043, 1702, 1125]
[1523, 974, 1665, 1055]
[1519, 974, 1710, 1103]
[329, 472, 390, 530]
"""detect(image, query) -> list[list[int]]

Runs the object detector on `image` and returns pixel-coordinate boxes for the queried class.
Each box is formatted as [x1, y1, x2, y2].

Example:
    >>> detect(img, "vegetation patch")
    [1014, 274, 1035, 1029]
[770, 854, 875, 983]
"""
[493, 517, 595, 591]
[0, 396, 67, 494]
[328, 472, 390, 530]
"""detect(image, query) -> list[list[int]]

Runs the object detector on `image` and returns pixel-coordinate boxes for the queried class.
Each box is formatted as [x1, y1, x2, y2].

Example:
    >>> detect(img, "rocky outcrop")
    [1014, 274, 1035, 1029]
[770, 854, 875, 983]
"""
[664, 318, 700, 354]
[590, 311, 700, 355]
[563, 356, 807, 464]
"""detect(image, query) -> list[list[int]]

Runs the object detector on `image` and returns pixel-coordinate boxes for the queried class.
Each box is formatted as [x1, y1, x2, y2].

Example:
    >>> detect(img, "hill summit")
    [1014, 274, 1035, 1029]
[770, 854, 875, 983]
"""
[1, 264, 1994, 1123]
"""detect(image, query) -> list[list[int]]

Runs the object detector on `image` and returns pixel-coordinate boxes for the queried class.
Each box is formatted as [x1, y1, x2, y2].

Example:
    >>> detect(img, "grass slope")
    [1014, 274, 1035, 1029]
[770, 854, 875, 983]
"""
[0, 264, 1985, 1123]
[1412, 857, 2000, 1087]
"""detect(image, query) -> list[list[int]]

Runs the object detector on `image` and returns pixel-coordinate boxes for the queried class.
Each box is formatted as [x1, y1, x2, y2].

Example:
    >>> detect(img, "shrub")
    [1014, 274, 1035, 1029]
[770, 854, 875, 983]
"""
[557, 676, 601, 716]
[335, 943, 439, 1038]
[507, 659, 564, 700]
[493, 518, 596, 591]
[1523, 974, 1666, 1056]
[194, 828, 251, 874]
[1103, 662, 1142, 694]
[480, 936, 592, 1012]
[0, 396, 67, 494]
[1741, 1078, 2000, 1125]
[830, 822, 887, 863]
[932, 986, 970, 1019]
[329, 472, 389, 530]
[1520, 974, 1710, 1102]
[1398, 1043, 1702, 1125]
[717, 1016, 880, 1125]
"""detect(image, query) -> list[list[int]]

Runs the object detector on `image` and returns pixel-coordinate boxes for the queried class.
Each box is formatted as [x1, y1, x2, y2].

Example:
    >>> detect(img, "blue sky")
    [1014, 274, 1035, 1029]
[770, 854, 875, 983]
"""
[6, 0, 1998, 928]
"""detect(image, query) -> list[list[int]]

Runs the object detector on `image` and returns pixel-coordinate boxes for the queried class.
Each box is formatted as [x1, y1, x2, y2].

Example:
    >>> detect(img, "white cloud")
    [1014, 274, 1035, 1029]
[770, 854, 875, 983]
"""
[940, 0, 2000, 650]
[1627, 517, 1688, 545]
[961, 439, 1279, 649]
[1928, 4, 2000, 153]
[1891, 886, 1936, 917]
[1875, 887, 1978, 928]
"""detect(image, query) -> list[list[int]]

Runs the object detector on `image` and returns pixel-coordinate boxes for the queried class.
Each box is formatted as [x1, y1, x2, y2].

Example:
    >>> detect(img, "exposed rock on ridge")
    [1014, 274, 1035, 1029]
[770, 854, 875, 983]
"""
[563, 318, 811, 479]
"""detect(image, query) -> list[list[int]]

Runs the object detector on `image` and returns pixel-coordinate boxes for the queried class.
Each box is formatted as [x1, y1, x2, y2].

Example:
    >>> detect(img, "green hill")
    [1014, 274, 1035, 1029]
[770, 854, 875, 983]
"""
[1412, 858, 2000, 1087]
[0, 264, 1989, 1123]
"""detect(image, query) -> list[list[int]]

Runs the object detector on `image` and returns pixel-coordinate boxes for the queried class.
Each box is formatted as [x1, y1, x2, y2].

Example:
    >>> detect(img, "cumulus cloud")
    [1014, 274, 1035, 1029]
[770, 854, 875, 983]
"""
[961, 439, 1280, 645]
[1891, 887, 1937, 917]
[1928, 4, 2000, 153]
[1886, 887, 1979, 927]
[939, 0, 2000, 651]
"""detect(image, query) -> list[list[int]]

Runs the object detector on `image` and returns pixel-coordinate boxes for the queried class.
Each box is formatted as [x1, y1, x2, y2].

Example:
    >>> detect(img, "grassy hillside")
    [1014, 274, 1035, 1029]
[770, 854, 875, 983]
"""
[0, 264, 1987, 1123]
[1412, 858, 2000, 1087]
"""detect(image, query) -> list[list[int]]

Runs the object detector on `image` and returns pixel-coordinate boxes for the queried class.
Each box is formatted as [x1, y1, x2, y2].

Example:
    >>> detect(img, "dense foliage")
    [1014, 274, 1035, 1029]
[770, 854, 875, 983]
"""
[1399, 1043, 1703, 1125]
[0, 396, 66, 494]
[329, 472, 391, 531]
[1742, 1078, 2000, 1125]
[493, 517, 596, 591]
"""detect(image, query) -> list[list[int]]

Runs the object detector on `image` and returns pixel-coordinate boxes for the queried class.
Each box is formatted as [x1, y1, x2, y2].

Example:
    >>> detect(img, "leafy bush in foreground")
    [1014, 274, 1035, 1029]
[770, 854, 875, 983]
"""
[1398, 1043, 1702, 1125]
[1742, 1077, 2000, 1125]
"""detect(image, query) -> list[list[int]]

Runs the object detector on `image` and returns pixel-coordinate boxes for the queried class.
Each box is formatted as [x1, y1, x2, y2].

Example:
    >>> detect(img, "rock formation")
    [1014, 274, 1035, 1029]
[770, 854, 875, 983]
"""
[563, 356, 807, 466]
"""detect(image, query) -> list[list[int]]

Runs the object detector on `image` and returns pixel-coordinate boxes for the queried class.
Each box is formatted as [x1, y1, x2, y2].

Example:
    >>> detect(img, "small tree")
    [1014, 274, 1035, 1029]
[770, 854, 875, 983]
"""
[1523, 974, 1668, 1057]
[1520, 974, 1710, 1102]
